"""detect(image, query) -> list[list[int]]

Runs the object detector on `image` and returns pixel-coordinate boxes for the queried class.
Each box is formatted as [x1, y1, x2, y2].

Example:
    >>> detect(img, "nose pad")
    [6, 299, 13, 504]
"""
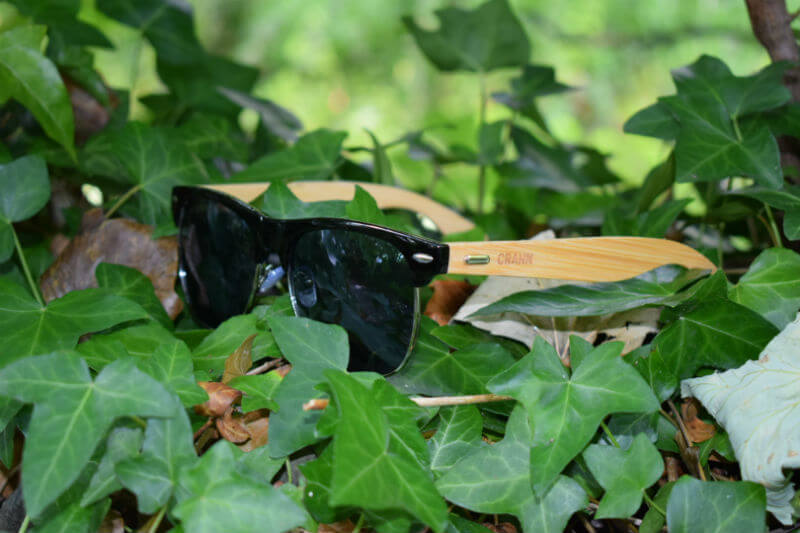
[291, 265, 318, 308]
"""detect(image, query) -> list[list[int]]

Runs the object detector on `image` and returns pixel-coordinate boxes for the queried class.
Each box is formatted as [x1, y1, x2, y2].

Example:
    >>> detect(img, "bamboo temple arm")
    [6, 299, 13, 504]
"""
[446, 237, 716, 282]
[205, 181, 476, 235]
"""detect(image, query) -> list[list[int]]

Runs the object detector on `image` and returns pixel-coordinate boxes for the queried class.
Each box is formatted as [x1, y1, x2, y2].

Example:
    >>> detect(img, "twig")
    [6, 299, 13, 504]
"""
[669, 399, 707, 481]
[193, 418, 213, 441]
[0, 464, 19, 495]
[302, 393, 513, 411]
[246, 357, 285, 376]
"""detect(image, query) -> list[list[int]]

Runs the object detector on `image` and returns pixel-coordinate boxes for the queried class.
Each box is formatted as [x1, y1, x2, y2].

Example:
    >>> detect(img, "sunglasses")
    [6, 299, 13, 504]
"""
[172, 182, 715, 375]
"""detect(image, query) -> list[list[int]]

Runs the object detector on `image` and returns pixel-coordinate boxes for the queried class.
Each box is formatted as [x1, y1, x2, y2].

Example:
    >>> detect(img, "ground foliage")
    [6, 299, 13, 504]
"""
[0, 1, 799, 532]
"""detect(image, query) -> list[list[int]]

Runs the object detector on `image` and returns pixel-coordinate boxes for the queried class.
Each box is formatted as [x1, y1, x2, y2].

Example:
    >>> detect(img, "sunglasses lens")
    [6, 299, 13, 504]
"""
[289, 229, 417, 374]
[177, 194, 258, 327]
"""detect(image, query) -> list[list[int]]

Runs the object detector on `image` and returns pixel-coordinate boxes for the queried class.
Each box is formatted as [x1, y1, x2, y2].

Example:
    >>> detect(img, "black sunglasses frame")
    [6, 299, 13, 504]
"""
[172, 185, 450, 323]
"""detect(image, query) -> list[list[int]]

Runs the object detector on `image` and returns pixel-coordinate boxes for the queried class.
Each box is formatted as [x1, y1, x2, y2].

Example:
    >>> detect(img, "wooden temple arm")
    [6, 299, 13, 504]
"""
[446, 237, 716, 282]
[205, 181, 476, 235]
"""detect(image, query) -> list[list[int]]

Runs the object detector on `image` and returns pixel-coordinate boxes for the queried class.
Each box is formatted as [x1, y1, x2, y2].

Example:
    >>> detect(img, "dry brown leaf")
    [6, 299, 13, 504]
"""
[216, 406, 251, 444]
[98, 510, 125, 533]
[222, 334, 256, 384]
[276, 364, 292, 378]
[40, 209, 182, 319]
[237, 409, 270, 452]
[318, 520, 355, 533]
[424, 279, 477, 326]
[195, 382, 242, 418]
[65, 76, 112, 144]
[483, 522, 517, 533]
[681, 397, 716, 443]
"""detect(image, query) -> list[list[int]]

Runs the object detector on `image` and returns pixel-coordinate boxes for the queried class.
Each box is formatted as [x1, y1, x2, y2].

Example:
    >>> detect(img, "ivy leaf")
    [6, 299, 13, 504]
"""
[728, 185, 800, 240]
[345, 185, 388, 226]
[471, 267, 696, 318]
[624, 102, 680, 141]
[218, 87, 303, 142]
[729, 248, 800, 329]
[176, 114, 248, 162]
[81, 427, 143, 506]
[266, 316, 349, 457]
[392, 327, 516, 396]
[488, 337, 659, 493]
[173, 440, 307, 533]
[492, 64, 571, 125]
[233, 129, 347, 182]
[366, 129, 396, 185]
[116, 405, 196, 513]
[0, 25, 75, 158]
[95, 262, 172, 329]
[428, 406, 486, 476]
[0, 155, 49, 262]
[109, 122, 207, 225]
[323, 370, 448, 532]
[191, 314, 264, 379]
[258, 181, 346, 219]
[144, 340, 208, 407]
[666, 476, 766, 533]
[602, 199, 691, 238]
[0, 278, 147, 368]
[77, 322, 177, 370]
[227, 373, 281, 412]
[96, 0, 203, 64]
[640, 299, 778, 400]
[403, 0, 529, 73]
[583, 434, 664, 518]
[0, 353, 176, 516]
[437, 406, 588, 532]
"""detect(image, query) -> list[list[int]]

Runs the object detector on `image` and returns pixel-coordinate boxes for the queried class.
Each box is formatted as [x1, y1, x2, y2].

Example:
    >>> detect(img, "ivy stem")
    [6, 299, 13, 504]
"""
[599, 421, 620, 448]
[732, 116, 743, 142]
[642, 490, 666, 517]
[477, 72, 488, 215]
[285, 457, 293, 485]
[12, 226, 44, 306]
[146, 506, 167, 533]
[764, 204, 783, 248]
[352, 513, 365, 533]
[105, 185, 142, 219]
[18, 515, 31, 533]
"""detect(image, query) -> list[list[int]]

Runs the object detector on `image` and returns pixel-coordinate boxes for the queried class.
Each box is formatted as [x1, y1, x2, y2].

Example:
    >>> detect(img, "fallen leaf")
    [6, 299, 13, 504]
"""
[317, 519, 355, 533]
[98, 510, 124, 533]
[40, 209, 181, 319]
[216, 406, 250, 444]
[195, 382, 242, 418]
[65, 77, 110, 144]
[482, 522, 517, 533]
[237, 409, 270, 452]
[222, 334, 256, 384]
[681, 398, 716, 443]
[424, 279, 476, 325]
[682, 313, 796, 523]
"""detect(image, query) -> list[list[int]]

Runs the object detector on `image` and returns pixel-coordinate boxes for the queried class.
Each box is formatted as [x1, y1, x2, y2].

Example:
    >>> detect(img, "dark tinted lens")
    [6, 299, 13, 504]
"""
[289, 229, 417, 374]
[177, 195, 258, 327]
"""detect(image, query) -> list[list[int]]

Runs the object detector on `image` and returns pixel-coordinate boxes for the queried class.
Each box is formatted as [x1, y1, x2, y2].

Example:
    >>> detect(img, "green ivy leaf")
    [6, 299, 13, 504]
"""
[267, 316, 349, 457]
[35, 498, 109, 533]
[0, 25, 76, 159]
[603, 199, 691, 238]
[258, 181, 346, 219]
[437, 406, 588, 532]
[639, 299, 778, 400]
[488, 337, 659, 493]
[345, 184, 388, 226]
[144, 340, 208, 407]
[227, 373, 281, 412]
[492, 64, 571, 125]
[583, 434, 664, 518]
[430, 323, 528, 357]
[109, 122, 207, 225]
[95, 262, 172, 329]
[471, 267, 695, 318]
[0, 155, 49, 262]
[403, 0, 529, 73]
[96, 0, 203, 64]
[624, 102, 680, 141]
[392, 324, 516, 396]
[176, 114, 248, 162]
[219, 87, 303, 142]
[729, 248, 800, 329]
[0, 353, 176, 516]
[640, 482, 675, 533]
[233, 129, 347, 182]
[191, 314, 264, 379]
[116, 405, 196, 513]
[728, 185, 800, 239]
[666, 476, 766, 533]
[173, 440, 307, 533]
[77, 322, 177, 370]
[428, 406, 486, 476]
[366, 129, 396, 185]
[81, 426, 143, 507]
[323, 370, 448, 532]
[0, 278, 147, 368]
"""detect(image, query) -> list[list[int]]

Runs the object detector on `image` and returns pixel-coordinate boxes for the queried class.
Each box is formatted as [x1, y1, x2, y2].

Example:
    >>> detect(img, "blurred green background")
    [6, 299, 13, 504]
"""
[80, 0, 768, 201]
